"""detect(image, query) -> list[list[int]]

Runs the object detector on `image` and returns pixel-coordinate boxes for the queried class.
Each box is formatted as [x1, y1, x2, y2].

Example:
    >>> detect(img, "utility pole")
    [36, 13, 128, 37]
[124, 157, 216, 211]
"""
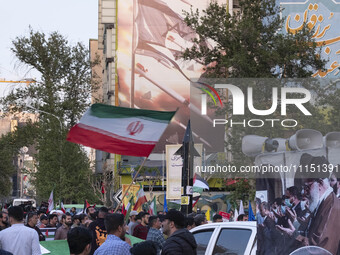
[175, 120, 200, 215]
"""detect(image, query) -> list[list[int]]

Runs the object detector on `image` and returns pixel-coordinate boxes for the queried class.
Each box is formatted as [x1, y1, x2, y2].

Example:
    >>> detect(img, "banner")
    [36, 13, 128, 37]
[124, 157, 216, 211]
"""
[117, 0, 214, 152]
[122, 184, 140, 207]
[166, 144, 203, 199]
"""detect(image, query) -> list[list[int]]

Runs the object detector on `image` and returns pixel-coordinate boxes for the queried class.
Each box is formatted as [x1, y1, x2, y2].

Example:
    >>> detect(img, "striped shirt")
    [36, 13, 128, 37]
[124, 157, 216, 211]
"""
[94, 234, 131, 255]
[146, 228, 165, 255]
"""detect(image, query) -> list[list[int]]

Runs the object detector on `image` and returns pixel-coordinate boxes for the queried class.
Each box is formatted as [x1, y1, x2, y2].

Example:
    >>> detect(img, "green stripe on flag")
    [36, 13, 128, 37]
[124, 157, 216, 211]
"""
[90, 104, 176, 121]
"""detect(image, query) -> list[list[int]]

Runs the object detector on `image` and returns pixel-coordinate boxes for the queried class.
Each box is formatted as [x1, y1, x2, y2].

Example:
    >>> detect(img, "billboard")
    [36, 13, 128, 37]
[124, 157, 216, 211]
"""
[117, 0, 222, 152]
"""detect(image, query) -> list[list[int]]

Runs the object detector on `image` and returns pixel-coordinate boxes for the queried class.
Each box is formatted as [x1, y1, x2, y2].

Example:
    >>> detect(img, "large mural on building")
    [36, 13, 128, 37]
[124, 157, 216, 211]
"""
[117, 0, 226, 153]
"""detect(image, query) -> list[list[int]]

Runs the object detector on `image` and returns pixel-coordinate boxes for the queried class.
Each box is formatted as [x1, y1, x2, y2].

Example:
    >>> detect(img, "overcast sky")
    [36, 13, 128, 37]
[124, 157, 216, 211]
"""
[0, 0, 98, 97]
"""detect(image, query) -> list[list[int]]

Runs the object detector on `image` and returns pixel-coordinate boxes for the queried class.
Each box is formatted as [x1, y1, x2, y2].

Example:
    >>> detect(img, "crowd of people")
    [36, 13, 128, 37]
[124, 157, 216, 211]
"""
[256, 166, 340, 255]
[0, 201, 231, 255]
[2, 155, 338, 255]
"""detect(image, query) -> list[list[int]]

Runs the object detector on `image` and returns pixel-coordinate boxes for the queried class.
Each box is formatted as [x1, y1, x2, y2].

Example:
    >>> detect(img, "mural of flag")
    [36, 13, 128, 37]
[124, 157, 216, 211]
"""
[67, 104, 176, 157]
[47, 190, 54, 213]
[134, 0, 200, 80]
[193, 173, 209, 190]
[136, 0, 195, 52]
[248, 200, 255, 221]
[133, 185, 147, 211]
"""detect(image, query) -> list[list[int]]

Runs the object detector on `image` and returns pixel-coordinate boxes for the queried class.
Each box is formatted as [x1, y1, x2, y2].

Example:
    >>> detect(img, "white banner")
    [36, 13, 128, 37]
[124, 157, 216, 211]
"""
[166, 144, 203, 199]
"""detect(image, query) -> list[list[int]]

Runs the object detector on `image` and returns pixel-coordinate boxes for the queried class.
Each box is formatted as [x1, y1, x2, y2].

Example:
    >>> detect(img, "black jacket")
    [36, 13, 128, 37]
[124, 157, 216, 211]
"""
[26, 224, 46, 241]
[88, 218, 107, 255]
[161, 228, 197, 255]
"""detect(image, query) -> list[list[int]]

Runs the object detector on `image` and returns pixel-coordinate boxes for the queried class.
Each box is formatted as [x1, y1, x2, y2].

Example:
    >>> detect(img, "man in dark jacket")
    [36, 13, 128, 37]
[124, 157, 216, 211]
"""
[88, 207, 108, 255]
[26, 212, 46, 241]
[161, 209, 197, 255]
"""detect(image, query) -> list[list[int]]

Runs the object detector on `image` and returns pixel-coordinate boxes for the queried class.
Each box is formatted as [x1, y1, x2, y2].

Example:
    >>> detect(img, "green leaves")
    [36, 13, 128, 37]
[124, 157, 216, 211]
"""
[182, 0, 325, 78]
[0, 28, 100, 202]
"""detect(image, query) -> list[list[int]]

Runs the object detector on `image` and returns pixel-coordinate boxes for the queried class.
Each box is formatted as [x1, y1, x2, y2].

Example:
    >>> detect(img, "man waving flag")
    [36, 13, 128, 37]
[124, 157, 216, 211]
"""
[67, 104, 176, 157]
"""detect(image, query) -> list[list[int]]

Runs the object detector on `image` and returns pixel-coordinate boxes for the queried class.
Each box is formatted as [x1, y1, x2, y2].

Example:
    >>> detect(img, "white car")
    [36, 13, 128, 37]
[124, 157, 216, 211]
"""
[190, 221, 257, 255]
[12, 198, 36, 207]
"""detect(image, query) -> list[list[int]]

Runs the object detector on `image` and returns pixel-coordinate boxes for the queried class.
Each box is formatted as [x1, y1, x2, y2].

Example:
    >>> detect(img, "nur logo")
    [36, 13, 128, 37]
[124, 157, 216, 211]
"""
[201, 84, 312, 116]
[199, 82, 223, 115]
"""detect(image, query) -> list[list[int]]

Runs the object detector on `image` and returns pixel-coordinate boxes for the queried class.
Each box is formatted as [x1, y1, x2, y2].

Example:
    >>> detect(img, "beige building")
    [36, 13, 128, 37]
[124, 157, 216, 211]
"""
[90, 0, 117, 176]
[0, 112, 38, 198]
[92, 0, 241, 200]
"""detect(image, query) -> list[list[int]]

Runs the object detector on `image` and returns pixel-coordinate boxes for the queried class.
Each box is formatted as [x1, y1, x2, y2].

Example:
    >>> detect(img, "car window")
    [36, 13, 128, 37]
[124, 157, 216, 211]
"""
[212, 228, 252, 255]
[193, 229, 214, 255]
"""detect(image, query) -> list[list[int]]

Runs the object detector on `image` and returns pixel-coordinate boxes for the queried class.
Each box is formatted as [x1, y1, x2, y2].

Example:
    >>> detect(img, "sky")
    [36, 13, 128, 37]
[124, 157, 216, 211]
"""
[0, 0, 98, 97]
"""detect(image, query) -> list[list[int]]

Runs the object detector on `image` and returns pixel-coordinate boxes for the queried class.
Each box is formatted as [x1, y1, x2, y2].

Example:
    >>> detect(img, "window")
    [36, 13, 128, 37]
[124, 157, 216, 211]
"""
[193, 229, 214, 255]
[212, 228, 252, 255]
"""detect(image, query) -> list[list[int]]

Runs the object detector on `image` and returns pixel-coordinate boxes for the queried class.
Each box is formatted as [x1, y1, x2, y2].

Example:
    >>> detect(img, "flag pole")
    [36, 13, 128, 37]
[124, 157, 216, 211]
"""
[114, 157, 148, 213]
[130, 0, 137, 108]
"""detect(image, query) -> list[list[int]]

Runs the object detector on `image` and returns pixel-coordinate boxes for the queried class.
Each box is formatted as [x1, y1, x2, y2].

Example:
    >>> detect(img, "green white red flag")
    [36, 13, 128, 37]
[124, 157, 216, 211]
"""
[67, 104, 176, 157]
[133, 185, 147, 211]
[148, 196, 157, 216]
[47, 190, 54, 213]
[60, 202, 66, 214]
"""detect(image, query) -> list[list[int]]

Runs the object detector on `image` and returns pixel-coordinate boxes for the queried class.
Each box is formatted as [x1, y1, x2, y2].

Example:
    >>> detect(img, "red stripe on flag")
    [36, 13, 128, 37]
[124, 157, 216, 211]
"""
[133, 196, 147, 211]
[67, 124, 156, 157]
[86, 200, 91, 208]
[122, 204, 127, 216]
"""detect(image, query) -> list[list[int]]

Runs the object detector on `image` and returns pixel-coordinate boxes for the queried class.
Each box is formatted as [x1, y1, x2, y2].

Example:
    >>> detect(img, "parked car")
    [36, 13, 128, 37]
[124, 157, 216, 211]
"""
[12, 198, 36, 208]
[190, 221, 257, 255]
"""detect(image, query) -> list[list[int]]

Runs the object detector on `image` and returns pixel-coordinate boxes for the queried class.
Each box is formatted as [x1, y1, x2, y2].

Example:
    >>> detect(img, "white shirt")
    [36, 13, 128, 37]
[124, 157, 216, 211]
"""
[0, 223, 41, 255]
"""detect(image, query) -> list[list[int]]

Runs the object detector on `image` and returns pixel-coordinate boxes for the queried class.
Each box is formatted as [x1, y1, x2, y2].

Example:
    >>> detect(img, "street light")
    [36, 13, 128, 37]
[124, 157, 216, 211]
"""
[19, 146, 28, 198]
[25, 99, 63, 202]
[25, 98, 63, 130]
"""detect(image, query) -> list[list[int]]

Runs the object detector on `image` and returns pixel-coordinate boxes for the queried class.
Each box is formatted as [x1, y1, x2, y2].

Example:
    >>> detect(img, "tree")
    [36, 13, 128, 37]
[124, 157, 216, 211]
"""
[181, 0, 327, 203]
[182, 0, 325, 78]
[90, 162, 116, 207]
[0, 28, 101, 203]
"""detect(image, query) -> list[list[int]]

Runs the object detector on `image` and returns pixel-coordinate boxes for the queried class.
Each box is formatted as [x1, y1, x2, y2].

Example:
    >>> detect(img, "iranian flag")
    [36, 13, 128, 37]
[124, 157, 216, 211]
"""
[148, 196, 157, 216]
[133, 185, 147, 211]
[67, 104, 176, 157]
[124, 196, 135, 221]
[60, 202, 66, 214]
[47, 190, 54, 213]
